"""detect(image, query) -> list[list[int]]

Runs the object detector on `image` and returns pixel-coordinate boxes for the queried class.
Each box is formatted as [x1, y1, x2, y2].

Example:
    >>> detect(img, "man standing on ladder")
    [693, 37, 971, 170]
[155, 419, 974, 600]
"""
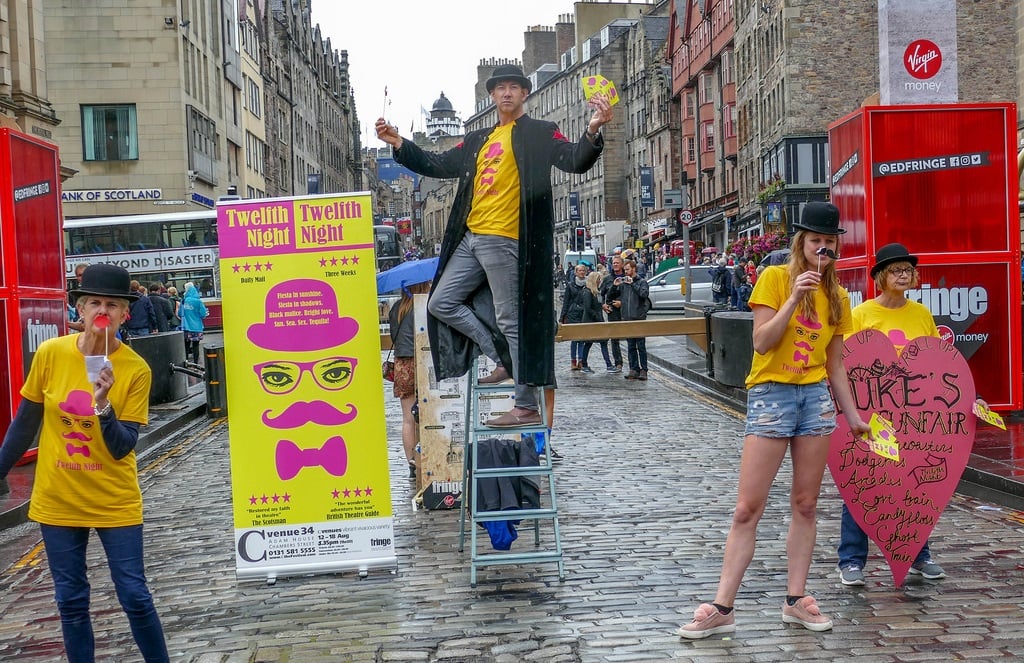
[375, 64, 613, 427]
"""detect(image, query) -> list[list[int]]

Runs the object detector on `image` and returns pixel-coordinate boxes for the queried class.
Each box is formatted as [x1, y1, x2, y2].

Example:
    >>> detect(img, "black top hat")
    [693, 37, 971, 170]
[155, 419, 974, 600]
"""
[793, 201, 846, 235]
[69, 263, 139, 302]
[485, 64, 532, 93]
[870, 242, 918, 278]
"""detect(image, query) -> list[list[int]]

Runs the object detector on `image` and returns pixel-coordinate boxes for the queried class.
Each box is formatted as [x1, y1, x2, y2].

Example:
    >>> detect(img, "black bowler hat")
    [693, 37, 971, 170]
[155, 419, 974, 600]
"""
[69, 263, 139, 302]
[485, 64, 532, 93]
[793, 201, 846, 235]
[870, 242, 918, 278]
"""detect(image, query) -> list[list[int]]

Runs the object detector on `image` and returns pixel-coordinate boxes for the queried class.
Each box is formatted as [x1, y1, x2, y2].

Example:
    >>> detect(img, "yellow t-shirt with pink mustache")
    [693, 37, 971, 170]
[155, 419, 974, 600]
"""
[745, 266, 852, 388]
[22, 334, 151, 527]
[849, 298, 938, 353]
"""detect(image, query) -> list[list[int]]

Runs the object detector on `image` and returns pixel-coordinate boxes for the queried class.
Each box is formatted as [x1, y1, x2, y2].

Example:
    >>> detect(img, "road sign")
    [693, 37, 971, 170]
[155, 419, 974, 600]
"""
[664, 189, 683, 208]
[678, 209, 693, 226]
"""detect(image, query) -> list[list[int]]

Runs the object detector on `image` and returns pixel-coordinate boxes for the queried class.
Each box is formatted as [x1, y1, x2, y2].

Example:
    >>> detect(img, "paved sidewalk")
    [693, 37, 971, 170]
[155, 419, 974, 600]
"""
[2, 342, 1024, 661]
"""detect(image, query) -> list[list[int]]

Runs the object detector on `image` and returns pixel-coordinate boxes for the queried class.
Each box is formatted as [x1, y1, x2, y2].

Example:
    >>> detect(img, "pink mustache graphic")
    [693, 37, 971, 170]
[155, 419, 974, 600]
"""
[66, 442, 91, 458]
[62, 431, 92, 442]
[275, 436, 348, 480]
[793, 340, 814, 352]
[793, 350, 811, 366]
[262, 401, 358, 429]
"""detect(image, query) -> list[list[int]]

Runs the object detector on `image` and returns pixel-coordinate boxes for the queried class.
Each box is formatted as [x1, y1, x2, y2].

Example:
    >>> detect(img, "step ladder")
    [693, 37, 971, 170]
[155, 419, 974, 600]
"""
[457, 357, 564, 587]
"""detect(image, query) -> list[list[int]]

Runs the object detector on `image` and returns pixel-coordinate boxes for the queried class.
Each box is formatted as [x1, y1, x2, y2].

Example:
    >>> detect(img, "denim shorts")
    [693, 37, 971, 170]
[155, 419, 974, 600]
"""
[744, 380, 837, 438]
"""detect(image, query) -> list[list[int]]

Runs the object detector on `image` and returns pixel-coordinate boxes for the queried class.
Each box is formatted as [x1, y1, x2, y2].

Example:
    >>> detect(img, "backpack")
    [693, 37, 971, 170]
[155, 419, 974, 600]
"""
[712, 269, 726, 294]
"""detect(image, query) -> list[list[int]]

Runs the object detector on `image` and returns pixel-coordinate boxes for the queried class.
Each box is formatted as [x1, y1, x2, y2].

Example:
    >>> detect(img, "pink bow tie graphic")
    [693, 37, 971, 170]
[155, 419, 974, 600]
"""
[66, 443, 91, 458]
[275, 436, 348, 481]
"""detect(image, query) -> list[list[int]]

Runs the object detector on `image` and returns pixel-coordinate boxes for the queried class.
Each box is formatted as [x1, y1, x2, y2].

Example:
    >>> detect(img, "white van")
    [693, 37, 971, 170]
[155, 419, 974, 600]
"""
[562, 249, 599, 273]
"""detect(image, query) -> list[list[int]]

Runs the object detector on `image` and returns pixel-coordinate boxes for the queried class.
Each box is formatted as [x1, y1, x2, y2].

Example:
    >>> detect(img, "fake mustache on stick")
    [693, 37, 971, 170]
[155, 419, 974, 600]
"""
[816, 246, 838, 273]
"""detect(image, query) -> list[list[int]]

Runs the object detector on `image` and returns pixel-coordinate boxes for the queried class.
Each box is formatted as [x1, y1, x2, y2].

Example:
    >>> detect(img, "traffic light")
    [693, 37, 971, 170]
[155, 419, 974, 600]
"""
[575, 227, 586, 250]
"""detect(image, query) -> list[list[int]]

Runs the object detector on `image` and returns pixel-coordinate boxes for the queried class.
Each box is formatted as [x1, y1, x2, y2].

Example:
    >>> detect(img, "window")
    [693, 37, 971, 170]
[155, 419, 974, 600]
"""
[724, 104, 737, 138]
[703, 120, 715, 152]
[685, 90, 695, 117]
[247, 77, 261, 118]
[82, 104, 139, 161]
[187, 106, 217, 183]
[721, 49, 734, 85]
[686, 137, 696, 163]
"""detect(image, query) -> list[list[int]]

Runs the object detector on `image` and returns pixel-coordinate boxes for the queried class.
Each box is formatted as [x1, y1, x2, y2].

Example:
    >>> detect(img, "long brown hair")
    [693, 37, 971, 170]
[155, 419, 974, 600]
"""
[786, 230, 845, 326]
[396, 281, 431, 323]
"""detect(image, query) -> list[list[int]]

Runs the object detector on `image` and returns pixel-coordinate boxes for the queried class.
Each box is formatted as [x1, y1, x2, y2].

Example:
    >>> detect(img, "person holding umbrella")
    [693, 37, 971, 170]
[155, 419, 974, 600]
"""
[379, 259, 439, 479]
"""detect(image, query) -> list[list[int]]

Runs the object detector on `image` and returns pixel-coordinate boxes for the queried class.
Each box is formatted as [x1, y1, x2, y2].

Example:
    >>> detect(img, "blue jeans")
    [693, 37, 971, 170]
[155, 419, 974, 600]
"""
[744, 381, 836, 438]
[582, 339, 611, 368]
[428, 232, 537, 410]
[626, 337, 647, 372]
[838, 503, 931, 569]
[41, 524, 169, 663]
[570, 340, 585, 363]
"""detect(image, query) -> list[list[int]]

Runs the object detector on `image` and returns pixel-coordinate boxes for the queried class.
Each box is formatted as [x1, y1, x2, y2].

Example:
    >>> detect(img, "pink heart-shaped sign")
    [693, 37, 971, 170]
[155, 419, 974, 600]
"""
[830, 329, 976, 586]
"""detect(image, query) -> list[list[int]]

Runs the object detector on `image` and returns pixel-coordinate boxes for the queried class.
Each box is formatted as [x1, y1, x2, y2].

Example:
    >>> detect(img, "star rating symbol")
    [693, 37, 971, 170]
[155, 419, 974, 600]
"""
[271, 493, 280, 503]
[330, 256, 338, 266]
[340, 256, 349, 265]
[232, 263, 241, 273]
[243, 262, 252, 272]
[260, 494, 269, 504]
[254, 263, 262, 271]
[364, 486, 373, 496]
[282, 492, 290, 502]
[319, 257, 327, 267]
[249, 495, 258, 504]
[342, 488, 351, 498]
[351, 255, 360, 265]
[332, 488, 340, 499]
[264, 262, 273, 271]
[354, 487, 362, 497]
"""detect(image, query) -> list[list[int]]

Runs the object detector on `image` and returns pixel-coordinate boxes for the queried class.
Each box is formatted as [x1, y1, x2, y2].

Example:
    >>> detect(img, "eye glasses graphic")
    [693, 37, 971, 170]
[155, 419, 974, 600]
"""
[252, 357, 357, 395]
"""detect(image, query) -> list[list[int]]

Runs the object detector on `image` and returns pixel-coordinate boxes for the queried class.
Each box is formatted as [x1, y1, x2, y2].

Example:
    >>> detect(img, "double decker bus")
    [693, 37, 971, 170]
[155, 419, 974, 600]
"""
[63, 209, 223, 327]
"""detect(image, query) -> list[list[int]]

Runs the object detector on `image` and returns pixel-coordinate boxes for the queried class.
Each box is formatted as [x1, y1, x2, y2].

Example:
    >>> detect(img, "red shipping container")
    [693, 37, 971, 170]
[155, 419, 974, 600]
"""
[0, 128, 66, 440]
[829, 103, 1021, 409]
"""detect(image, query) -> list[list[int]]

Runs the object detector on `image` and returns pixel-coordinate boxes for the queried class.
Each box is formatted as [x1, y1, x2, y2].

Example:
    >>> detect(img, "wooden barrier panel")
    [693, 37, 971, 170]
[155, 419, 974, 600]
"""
[555, 317, 707, 351]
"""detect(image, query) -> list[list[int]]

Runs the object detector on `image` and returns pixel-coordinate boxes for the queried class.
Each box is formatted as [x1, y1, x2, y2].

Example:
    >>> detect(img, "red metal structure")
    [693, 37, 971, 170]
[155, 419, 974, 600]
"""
[0, 128, 66, 437]
[828, 103, 1021, 410]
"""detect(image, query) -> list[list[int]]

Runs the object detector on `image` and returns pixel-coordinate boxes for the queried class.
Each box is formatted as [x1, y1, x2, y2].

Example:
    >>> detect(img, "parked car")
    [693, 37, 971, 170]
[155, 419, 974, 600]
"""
[646, 265, 714, 309]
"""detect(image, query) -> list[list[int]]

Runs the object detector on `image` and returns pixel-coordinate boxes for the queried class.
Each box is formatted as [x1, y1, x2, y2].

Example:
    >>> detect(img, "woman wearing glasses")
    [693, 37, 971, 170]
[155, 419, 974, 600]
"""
[835, 243, 949, 586]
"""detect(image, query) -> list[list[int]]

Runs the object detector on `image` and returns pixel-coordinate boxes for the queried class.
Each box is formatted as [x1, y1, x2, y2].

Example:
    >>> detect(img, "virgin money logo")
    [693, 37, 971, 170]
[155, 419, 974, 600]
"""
[936, 325, 955, 345]
[905, 39, 942, 79]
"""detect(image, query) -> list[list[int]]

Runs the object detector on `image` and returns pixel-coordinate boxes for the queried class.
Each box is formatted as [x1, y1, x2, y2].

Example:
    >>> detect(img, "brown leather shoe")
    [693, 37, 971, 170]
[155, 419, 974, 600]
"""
[479, 366, 512, 385]
[484, 408, 542, 428]
[625, 370, 639, 380]
[638, 370, 648, 380]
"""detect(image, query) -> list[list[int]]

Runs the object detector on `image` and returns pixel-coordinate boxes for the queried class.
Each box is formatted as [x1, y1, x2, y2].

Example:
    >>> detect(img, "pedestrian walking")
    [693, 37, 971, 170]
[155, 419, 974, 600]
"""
[599, 255, 626, 372]
[179, 282, 209, 365]
[375, 63, 613, 428]
[678, 202, 870, 639]
[710, 258, 730, 306]
[0, 263, 170, 662]
[581, 270, 614, 372]
[606, 259, 650, 380]
[389, 281, 432, 479]
[560, 263, 591, 371]
[125, 279, 157, 338]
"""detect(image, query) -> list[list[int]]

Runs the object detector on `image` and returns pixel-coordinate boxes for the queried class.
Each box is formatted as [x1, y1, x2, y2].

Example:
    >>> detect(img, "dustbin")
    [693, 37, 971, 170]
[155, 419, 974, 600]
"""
[126, 331, 187, 404]
[703, 304, 730, 377]
[710, 311, 754, 388]
[204, 344, 227, 418]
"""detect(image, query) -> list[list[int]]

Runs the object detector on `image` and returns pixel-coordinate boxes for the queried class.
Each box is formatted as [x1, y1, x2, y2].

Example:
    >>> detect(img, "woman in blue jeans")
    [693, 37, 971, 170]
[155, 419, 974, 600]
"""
[836, 243, 961, 585]
[0, 264, 169, 662]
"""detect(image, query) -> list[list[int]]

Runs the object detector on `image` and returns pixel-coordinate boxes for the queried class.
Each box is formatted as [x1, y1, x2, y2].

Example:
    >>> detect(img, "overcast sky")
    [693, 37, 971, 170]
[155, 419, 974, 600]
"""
[311, 1, 577, 146]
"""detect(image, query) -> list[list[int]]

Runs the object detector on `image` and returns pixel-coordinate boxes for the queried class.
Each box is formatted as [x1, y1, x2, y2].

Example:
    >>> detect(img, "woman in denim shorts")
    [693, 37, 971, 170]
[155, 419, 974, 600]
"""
[679, 202, 870, 639]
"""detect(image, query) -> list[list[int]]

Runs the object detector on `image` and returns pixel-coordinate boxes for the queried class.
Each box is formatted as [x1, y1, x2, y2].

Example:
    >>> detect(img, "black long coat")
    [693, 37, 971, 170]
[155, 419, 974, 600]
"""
[394, 115, 603, 386]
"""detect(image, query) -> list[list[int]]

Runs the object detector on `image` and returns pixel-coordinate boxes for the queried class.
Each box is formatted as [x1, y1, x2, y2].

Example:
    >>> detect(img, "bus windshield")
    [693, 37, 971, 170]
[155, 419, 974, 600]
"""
[374, 224, 401, 271]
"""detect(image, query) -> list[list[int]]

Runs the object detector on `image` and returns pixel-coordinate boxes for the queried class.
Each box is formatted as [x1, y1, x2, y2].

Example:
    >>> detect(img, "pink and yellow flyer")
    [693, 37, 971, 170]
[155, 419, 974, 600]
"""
[217, 192, 396, 582]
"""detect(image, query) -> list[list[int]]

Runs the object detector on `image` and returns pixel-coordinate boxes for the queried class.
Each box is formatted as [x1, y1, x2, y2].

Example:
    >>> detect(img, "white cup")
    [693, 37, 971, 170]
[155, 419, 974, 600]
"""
[85, 355, 111, 383]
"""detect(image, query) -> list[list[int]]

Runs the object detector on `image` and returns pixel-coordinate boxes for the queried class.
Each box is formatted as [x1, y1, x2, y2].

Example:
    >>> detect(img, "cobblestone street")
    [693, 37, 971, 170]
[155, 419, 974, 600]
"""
[2, 342, 1024, 662]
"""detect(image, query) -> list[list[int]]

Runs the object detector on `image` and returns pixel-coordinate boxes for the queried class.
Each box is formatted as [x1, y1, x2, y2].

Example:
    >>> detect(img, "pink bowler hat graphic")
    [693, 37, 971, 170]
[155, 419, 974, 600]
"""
[59, 390, 95, 417]
[247, 278, 359, 352]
